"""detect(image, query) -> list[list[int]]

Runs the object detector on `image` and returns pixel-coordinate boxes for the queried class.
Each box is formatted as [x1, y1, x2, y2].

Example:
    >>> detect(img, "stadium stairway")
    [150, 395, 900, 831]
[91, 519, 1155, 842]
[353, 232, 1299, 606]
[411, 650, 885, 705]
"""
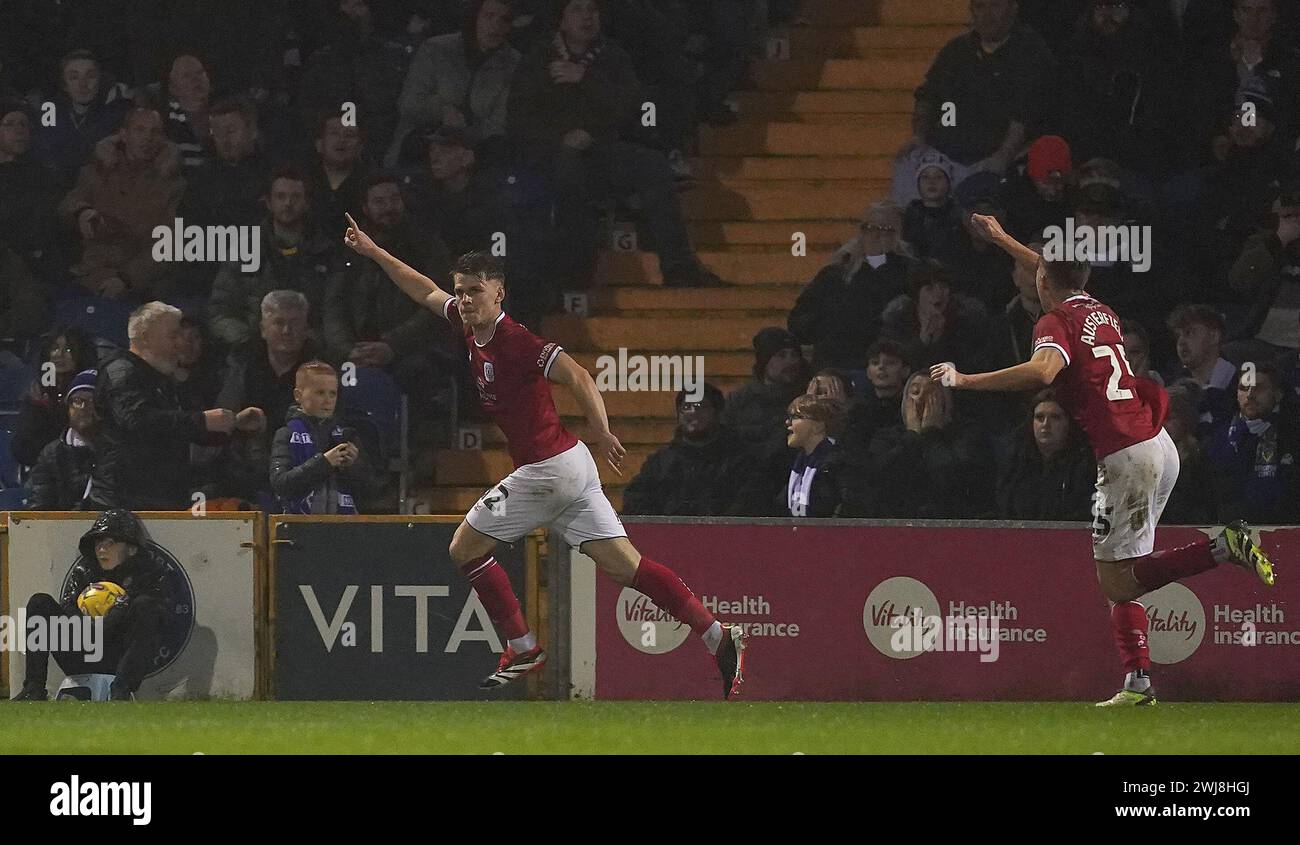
[417, 0, 969, 514]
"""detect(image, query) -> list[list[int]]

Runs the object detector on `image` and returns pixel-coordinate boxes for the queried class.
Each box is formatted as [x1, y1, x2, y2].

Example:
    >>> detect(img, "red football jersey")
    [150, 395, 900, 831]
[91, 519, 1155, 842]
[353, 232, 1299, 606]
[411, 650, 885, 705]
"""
[445, 300, 578, 467]
[1031, 293, 1165, 459]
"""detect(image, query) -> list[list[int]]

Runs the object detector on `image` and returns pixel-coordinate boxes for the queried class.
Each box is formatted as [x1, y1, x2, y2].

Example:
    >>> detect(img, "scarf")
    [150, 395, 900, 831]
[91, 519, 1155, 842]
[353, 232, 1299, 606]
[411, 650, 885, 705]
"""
[788, 437, 836, 517]
[284, 416, 356, 514]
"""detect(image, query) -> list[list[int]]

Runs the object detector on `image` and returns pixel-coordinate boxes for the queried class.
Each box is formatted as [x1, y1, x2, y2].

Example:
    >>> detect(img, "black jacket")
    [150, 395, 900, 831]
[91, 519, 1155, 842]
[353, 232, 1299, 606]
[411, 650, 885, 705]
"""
[87, 350, 210, 510]
[622, 428, 748, 516]
[30, 431, 95, 511]
[269, 406, 378, 513]
[867, 423, 994, 519]
[60, 544, 167, 616]
[788, 255, 910, 371]
[995, 432, 1097, 521]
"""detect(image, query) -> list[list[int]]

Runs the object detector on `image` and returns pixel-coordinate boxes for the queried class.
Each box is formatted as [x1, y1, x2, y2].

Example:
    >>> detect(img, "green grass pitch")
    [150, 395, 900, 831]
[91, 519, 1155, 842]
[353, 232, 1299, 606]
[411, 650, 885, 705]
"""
[2, 701, 1298, 754]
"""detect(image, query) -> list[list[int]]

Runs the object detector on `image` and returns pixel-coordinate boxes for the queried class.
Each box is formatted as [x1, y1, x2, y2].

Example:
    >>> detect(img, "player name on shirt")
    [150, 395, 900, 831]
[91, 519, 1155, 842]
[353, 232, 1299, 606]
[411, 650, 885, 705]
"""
[1031, 293, 1165, 460]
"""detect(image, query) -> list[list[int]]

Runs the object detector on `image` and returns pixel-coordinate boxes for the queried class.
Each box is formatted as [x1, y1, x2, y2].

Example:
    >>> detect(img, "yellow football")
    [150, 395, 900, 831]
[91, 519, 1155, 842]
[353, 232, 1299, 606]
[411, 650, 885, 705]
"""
[76, 582, 126, 617]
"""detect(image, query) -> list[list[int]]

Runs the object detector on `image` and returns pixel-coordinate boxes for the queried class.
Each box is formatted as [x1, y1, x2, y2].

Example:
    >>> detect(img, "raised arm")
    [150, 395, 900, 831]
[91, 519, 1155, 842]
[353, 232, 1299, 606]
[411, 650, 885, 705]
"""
[343, 212, 453, 317]
[930, 346, 1065, 393]
[547, 351, 626, 475]
[970, 213, 1042, 272]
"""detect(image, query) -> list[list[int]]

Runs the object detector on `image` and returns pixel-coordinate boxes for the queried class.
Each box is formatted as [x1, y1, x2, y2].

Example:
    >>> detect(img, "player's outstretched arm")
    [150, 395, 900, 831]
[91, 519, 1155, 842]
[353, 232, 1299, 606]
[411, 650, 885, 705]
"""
[971, 213, 1041, 271]
[930, 347, 1065, 392]
[343, 212, 452, 317]
[547, 351, 627, 475]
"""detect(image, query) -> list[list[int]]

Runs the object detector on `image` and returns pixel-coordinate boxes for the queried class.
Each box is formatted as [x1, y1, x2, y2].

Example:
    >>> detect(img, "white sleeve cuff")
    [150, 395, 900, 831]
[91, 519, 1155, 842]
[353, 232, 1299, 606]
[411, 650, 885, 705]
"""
[542, 344, 563, 378]
[1035, 342, 1070, 367]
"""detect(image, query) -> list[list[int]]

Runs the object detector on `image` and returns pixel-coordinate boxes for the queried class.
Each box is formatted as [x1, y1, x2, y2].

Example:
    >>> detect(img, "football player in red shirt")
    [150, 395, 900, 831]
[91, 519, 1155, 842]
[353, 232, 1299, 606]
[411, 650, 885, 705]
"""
[931, 215, 1276, 706]
[344, 215, 747, 697]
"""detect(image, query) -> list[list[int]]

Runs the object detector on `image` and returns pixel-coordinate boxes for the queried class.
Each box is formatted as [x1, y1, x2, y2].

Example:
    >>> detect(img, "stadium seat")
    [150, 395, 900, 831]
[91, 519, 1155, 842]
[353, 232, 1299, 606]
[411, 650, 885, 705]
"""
[0, 427, 21, 488]
[0, 486, 33, 510]
[53, 297, 134, 349]
[340, 366, 411, 512]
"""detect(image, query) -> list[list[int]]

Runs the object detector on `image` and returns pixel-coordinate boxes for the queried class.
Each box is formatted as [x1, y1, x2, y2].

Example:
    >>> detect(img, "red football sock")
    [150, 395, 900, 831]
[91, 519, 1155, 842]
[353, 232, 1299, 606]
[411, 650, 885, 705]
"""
[1132, 541, 1217, 591]
[631, 557, 716, 637]
[461, 555, 528, 640]
[1110, 601, 1151, 673]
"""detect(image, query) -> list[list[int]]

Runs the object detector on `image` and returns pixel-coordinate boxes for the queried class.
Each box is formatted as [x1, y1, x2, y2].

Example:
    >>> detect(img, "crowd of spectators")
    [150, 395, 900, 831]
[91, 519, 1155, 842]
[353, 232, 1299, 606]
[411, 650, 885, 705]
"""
[0, 0, 793, 512]
[626, 0, 1300, 524]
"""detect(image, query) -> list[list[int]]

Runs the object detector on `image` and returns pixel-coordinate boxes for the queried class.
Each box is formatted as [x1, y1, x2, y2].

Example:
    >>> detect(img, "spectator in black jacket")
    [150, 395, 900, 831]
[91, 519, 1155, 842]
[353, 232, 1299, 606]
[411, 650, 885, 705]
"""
[894, 0, 1055, 203]
[10, 326, 98, 468]
[176, 96, 273, 295]
[868, 372, 994, 519]
[310, 114, 369, 238]
[783, 393, 867, 518]
[996, 388, 1096, 521]
[87, 302, 264, 510]
[721, 327, 809, 445]
[11, 509, 168, 701]
[623, 383, 746, 516]
[880, 259, 989, 373]
[0, 98, 67, 281]
[842, 339, 909, 455]
[270, 361, 377, 513]
[507, 0, 721, 287]
[30, 368, 97, 510]
[208, 167, 336, 350]
[788, 202, 911, 372]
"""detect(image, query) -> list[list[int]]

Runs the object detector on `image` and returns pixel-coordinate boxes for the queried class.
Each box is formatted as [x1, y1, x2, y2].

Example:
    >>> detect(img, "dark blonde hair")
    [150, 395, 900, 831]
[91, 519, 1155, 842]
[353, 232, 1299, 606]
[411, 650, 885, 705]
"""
[788, 393, 846, 438]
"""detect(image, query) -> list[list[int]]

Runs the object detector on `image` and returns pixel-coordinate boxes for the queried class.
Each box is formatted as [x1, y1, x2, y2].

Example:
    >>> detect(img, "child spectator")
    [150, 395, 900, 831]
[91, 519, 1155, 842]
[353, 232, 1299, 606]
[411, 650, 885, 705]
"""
[29, 369, 98, 510]
[902, 150, 963, 267]
[270, 360, 377, 514]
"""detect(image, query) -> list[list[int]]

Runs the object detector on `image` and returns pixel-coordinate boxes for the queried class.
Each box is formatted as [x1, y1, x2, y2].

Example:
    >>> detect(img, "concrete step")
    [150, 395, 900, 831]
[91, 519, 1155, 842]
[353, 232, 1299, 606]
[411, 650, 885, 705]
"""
[681, 186, 872, 222]
[696, 155, 892, 181]
[699, 121, 909, 156]
[781, 25, 960, 60]
[542, 314, 781, 351]
[590, 284, 802, 312]
[751, 58, 929, 92]
[734, 89, 914, 116]
[417, 485, 626, 514]
[689, 220, 856, 248]
[875, 0, 970, 27]
[595, 250, 826, 285]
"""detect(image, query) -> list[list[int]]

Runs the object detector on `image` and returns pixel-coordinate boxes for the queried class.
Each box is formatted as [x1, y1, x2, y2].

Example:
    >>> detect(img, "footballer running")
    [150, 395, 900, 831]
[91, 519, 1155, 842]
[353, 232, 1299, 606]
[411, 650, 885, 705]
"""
[343, 213, 747, 698]
[930, 214, 1277, 707]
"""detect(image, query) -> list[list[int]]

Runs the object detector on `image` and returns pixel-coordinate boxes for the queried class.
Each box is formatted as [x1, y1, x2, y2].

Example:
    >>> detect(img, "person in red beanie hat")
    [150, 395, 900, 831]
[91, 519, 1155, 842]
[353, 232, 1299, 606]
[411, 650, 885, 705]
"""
[1002, 135, 1075, 242]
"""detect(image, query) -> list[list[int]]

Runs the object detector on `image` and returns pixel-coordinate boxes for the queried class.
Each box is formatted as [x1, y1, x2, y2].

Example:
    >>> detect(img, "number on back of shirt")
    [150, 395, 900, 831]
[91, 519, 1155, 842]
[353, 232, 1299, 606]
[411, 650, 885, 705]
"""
[1092, 343, 1135, 401]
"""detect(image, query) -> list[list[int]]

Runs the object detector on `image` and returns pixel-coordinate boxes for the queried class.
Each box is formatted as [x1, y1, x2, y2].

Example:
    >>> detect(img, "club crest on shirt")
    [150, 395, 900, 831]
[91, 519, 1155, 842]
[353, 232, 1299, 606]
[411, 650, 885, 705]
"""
[484, 362, 495, 382]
